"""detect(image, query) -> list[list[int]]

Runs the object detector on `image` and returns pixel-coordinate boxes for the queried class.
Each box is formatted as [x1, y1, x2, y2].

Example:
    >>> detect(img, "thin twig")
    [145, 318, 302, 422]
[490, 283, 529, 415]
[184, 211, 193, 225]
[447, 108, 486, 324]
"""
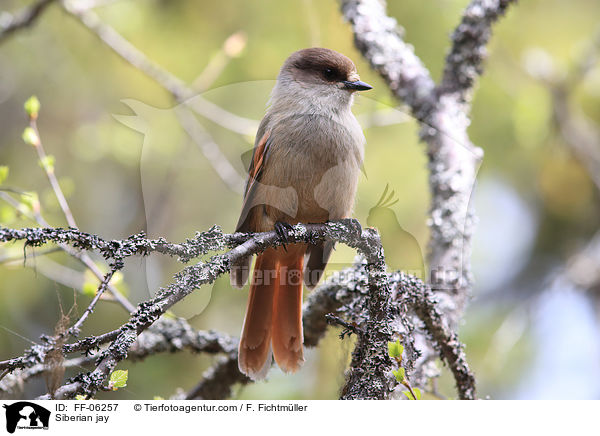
[68, 268, 117, 337]
[60, 1, 258, 138]
[325, 313, 363, 339]
[29, 118, 76, 227]
[20, 118, 136, 312]
[440, 0, 517, 103]
[0, 191, 135, 311]
[60, 1, 250, 191]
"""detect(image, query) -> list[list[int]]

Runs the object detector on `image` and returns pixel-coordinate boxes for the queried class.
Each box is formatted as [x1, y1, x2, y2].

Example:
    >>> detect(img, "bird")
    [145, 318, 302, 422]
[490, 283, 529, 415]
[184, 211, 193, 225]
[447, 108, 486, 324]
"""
[230, 48, 372, 380]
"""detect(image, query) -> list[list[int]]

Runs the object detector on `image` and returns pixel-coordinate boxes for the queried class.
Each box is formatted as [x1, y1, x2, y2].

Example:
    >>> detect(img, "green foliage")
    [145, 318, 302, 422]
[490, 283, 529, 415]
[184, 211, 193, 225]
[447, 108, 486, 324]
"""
[38, 155, 55, 174]
[21, 127, 39, 147]
[402, 388, 421, 400]
[388, 339, 406, 383]
[393, 367, 405, 383]
[109, 370, 128, 390]
[24, 96, 41, 119]
[388, 339, 404, 359]
[413, 388, 421, 400]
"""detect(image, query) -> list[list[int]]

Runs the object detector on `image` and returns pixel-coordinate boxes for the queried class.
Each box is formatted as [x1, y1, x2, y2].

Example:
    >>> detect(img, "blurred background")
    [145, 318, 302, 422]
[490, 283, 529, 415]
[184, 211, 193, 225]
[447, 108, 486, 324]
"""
[1, 0, 599, 400]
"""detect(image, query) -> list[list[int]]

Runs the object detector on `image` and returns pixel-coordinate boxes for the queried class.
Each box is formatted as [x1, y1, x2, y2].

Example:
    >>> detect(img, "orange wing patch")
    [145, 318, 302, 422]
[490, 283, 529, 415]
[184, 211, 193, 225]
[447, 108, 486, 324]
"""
[236, 130, 271, 232]
[245, 130, 270, 198]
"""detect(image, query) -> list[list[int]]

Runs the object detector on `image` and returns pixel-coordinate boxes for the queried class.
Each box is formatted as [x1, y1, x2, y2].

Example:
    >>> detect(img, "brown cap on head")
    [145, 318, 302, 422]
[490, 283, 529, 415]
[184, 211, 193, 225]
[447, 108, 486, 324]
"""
[282, 48, 372, 91]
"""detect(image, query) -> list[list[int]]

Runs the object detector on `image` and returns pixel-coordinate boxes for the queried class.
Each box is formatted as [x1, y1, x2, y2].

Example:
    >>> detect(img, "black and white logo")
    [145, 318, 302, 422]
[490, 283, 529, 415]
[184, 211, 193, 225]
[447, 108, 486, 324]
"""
[2, 402, 50, 433]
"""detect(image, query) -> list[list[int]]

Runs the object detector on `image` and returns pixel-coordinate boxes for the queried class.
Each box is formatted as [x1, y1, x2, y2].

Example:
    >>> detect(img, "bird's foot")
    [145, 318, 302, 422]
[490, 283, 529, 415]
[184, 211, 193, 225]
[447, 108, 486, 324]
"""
[274, 221, 294, 252]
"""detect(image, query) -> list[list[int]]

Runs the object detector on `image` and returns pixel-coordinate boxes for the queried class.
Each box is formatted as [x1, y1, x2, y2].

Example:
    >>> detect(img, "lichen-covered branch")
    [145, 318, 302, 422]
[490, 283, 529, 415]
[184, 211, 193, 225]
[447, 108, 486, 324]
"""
[180, 263, 476, 400]
[181, 356, 249, 400]
[340, 0, 515, 396]
[393, 272, 476, 399]
[1, 319, 239, 397]
[440, 0, 517, 103]
[0, 221, 399, 399]
[1, 222, 474, 399]
[340, 0, 436, 119]
[0, 226, 225, 264]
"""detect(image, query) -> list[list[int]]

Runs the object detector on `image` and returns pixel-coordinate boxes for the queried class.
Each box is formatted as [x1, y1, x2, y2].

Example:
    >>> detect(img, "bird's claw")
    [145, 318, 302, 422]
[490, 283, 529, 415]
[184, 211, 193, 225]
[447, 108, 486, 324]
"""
[274, 221, 294, 252]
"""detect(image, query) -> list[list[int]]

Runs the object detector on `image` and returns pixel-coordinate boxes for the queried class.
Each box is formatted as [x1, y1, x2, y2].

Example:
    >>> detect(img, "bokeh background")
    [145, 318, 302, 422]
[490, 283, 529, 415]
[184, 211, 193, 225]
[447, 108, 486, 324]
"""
[1, 0, 599, 399]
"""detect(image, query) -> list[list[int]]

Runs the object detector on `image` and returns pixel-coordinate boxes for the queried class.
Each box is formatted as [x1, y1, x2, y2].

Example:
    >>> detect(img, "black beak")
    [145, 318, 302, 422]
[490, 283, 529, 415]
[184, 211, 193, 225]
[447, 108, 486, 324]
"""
[342, 80, 373, 91]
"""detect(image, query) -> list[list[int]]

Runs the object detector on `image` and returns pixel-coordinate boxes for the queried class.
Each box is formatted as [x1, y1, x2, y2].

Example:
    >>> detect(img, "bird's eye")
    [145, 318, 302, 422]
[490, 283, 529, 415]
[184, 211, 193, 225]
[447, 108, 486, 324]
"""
[323, 68, 337, 81]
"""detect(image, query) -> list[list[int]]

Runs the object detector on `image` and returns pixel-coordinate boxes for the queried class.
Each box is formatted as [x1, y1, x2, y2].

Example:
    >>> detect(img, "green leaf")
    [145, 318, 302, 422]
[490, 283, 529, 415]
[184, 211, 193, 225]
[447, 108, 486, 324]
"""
[109, 369, 128, 390]
[75, 395, 86, 400]
[393, 367, 405, 383]
[387, 339, 404, 359]
[0, 166, 8, 184]
[24, 96, 41, 119]
[413, 388, 422, 400]
[38, 155, 55, 173]
[402, 391, 415, 400]
[22, 127, 39, 146]
[153, 396, 164, 400]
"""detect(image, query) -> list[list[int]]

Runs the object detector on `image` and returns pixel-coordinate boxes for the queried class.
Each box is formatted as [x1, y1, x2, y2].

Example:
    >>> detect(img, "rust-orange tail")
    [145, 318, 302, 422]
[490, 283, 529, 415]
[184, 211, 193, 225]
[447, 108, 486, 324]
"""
[238, 246, 305, 380]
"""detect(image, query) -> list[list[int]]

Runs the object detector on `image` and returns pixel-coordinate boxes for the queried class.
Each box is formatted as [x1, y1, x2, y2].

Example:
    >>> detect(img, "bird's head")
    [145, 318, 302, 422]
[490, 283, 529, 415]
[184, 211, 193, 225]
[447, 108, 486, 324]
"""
[272, 48, 372, 111]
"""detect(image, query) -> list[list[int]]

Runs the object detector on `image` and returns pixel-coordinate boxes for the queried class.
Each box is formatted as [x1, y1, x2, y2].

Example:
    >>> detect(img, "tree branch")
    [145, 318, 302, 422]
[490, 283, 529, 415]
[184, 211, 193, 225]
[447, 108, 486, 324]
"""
[340, 0, 515, 397]
[0, 0, 56, 44]
[440, 0, 517, 103]
[340, 0, 436, 119]
[0, 221, 395, 399]
[59, 0, 251, 192]
[1, 221, 474, 399]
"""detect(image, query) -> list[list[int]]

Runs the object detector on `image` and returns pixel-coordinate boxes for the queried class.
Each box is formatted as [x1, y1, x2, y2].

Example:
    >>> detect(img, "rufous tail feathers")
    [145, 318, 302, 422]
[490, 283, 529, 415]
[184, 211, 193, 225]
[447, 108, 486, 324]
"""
[238, 246, 306, 380]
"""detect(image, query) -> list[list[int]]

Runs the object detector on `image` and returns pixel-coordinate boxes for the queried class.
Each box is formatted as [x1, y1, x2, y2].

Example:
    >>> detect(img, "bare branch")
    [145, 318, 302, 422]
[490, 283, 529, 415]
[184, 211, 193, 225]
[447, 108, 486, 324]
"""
[29, 118, 77, 228]
[1, 319, 244, 397]
[60, 1, 258, 136]
[180, 264, 476, 400]
[56, 0, 250, 193]
[0, 226, 224, 264]
[0, 0, 56, 44]
[394, 272, 476, 400]
[539, 28, 600, 192]
[1, 192, 135, 311]
[68, 269, 117, 337]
